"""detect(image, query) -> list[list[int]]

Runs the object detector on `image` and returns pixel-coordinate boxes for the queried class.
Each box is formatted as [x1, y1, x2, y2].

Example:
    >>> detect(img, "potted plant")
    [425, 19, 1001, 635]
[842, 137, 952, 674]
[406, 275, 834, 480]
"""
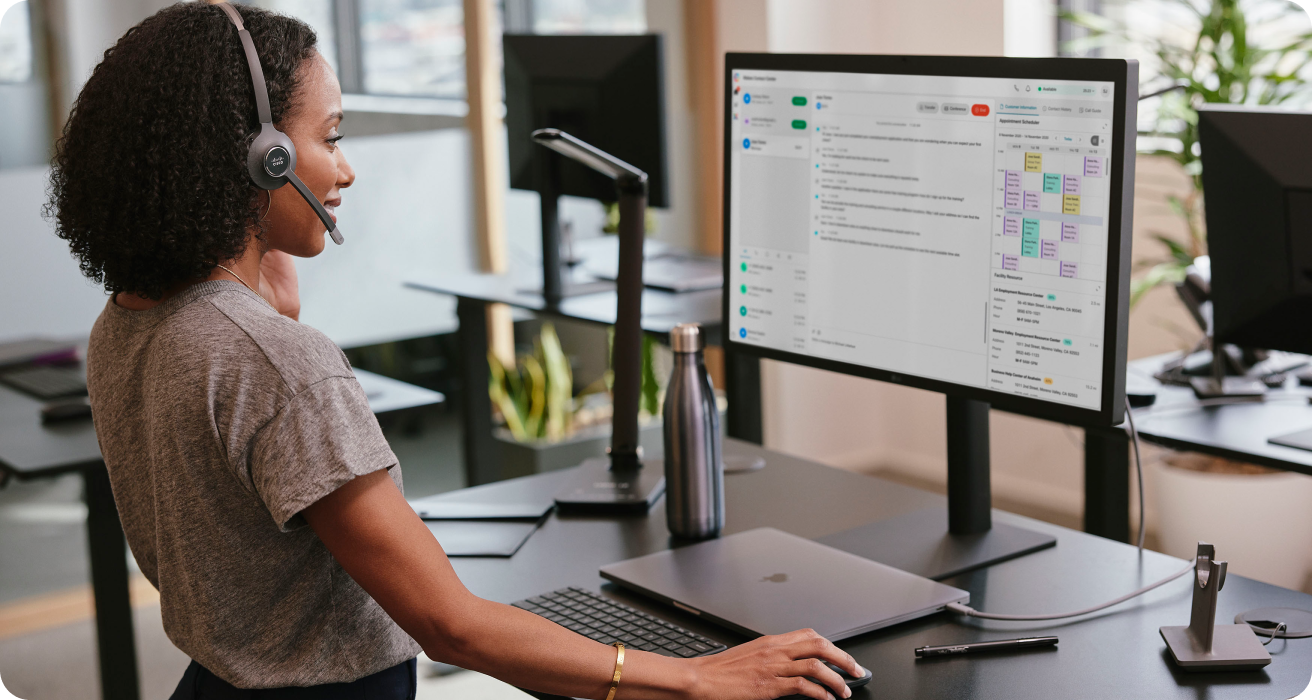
[1067, 0, 1312, 588]
[488, 324, 665, 479]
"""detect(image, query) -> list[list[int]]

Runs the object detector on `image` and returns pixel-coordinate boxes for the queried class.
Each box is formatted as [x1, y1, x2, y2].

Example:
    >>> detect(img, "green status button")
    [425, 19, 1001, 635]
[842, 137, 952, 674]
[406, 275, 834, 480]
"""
[792, 96, 807, 106]
[791, 119, 807, 129]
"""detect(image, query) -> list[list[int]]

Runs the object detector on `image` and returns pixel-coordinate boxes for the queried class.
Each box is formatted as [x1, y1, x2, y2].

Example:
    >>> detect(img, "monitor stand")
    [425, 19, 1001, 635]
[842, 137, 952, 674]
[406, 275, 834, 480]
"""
[530, 154, 615, 304]
[818, 396, 1056, 581]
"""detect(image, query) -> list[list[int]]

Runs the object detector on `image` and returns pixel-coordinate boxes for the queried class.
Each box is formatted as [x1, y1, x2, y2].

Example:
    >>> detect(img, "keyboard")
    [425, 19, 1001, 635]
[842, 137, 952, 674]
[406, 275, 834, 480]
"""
[0, 366, 88, 400]
[513, 587, 728, 657]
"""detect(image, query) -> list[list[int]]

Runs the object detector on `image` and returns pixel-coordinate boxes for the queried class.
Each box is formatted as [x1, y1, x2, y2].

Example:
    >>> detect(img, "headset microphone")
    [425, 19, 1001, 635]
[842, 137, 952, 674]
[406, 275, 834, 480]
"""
[215, 1, 344, 245]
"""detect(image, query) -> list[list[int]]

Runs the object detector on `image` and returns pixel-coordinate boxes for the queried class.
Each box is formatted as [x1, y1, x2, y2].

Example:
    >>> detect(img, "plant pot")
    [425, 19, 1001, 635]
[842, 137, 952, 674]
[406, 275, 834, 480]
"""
[1151, 454, 1312, 589]
[493, 421, 664, 481]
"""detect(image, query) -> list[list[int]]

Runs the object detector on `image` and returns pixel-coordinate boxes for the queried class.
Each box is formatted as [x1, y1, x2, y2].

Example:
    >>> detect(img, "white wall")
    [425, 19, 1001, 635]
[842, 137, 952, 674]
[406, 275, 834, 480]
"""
[0, 166, 109, 343]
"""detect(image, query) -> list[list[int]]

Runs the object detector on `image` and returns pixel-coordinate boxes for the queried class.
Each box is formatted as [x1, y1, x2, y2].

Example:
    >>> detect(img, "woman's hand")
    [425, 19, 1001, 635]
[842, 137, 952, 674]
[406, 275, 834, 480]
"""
[684, 629, 865, 700]
[258, 249, 301, 321]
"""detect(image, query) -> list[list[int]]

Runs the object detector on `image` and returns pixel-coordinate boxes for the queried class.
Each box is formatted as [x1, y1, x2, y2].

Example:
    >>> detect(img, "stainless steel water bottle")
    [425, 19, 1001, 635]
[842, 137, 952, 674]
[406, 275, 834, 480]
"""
[663, 323, 723, 539]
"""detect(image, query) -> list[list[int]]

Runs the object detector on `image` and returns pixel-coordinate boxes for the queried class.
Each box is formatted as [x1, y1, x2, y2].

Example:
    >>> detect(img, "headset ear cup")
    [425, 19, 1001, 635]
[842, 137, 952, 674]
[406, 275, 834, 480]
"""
[247, 123, 297, 190]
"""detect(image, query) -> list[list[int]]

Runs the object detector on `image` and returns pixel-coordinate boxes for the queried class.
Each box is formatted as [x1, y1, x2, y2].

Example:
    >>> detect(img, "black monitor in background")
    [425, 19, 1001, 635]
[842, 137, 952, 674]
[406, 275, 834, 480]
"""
[1200, 105, 1312, 452]
[723, 54, 1138, 579]
[504, 34, 668, 303]
[1199, 105, 1312, 355]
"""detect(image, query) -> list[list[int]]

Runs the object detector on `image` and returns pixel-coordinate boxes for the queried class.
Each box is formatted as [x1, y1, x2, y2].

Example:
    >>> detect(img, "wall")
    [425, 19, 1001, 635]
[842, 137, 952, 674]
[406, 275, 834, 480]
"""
[752, 0, 1198, 531]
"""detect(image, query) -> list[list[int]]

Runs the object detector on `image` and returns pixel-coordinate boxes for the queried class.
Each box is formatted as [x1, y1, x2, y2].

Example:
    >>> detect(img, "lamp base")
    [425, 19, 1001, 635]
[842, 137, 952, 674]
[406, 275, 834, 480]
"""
[554, 457, 665, 515]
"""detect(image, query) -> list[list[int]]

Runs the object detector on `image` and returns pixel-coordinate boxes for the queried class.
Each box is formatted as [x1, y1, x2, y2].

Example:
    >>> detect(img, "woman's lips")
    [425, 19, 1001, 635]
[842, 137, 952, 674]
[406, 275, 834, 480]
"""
[324, 199, 340, 223]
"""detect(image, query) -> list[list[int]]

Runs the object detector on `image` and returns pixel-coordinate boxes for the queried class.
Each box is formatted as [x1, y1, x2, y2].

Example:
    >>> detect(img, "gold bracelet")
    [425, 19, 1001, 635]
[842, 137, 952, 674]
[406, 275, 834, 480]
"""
[605, 642, 625, 700]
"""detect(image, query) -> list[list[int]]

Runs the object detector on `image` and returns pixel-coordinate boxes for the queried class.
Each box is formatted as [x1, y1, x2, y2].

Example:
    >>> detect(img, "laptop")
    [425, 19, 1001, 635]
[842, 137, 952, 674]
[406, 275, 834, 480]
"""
[600, 527, 969, 641]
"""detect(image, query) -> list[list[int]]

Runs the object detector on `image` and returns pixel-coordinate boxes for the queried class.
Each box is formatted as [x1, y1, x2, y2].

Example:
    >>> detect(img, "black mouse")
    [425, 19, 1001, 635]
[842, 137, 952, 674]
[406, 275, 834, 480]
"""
[793, 661, 871, 697]
[41, 397, 93, 424]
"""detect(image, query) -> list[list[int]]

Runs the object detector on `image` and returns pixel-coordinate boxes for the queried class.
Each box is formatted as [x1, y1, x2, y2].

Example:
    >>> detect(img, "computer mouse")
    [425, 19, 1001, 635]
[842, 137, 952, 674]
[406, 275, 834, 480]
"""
[798, 661, 872, 696]
[40, 397, 92, 424]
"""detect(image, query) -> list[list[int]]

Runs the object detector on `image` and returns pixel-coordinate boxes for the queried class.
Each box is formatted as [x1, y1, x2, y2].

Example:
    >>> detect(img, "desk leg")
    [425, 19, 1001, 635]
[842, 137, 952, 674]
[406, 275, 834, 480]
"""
[1083, 429, 1131, 543]
[84, 465, 140, 700]
[457, 297, 499, 486]
[725, 349, 762, 444]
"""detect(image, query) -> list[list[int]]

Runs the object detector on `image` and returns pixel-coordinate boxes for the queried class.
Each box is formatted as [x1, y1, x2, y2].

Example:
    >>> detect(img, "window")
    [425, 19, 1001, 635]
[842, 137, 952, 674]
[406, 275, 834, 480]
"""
[0, 0, 32, 83]
[248, 0, 340, 74]
[531, 0, 645, 34]
[254, 0, 646, 101]
[359, 0, 467, 98]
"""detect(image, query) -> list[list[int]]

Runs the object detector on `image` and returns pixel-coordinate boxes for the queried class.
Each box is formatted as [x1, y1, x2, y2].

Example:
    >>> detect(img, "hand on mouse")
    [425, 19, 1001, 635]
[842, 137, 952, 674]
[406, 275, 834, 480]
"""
[684, 628, 865, 700]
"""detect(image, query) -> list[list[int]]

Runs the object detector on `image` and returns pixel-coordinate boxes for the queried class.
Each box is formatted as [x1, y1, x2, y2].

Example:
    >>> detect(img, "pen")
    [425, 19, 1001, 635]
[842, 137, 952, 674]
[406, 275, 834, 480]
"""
[915, 636, 1058, 658]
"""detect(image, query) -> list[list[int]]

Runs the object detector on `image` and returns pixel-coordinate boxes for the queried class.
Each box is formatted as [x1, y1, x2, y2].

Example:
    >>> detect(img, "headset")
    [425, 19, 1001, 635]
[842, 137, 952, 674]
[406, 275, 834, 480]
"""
[214, 1, 344, 245]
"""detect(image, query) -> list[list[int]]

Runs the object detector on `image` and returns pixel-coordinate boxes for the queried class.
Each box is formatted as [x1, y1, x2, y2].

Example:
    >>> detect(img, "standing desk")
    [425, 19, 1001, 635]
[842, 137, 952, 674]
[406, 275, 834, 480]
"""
[0, 368, 443, 700]
[451, 438, 1312, 699]
[404, 271, 1134, 544]
[1123, 353, 1312, 475]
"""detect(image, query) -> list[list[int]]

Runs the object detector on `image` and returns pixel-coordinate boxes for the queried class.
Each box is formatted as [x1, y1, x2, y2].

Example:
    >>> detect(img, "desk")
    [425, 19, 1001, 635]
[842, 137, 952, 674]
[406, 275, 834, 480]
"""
[405, 272, 764, 487]
[450, 438, 1312, 699]
[1126, 353, 1312, 475]
[0, 368, 442, 700]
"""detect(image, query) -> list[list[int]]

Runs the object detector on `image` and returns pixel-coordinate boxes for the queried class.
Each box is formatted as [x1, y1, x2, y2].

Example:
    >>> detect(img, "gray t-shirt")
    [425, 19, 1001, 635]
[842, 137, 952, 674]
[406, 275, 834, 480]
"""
[87, 280, 421, 689]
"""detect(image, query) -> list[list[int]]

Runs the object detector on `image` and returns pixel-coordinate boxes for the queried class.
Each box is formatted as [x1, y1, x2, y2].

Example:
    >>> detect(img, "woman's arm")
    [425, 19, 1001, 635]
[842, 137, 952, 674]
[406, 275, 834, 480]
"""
[303, 470, 863, 700]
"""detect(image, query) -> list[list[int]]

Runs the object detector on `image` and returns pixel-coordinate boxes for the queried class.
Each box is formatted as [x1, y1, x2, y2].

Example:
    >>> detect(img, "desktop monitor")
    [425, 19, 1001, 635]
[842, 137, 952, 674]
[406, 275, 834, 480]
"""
[504, 34, 669, 301]
[722, 54, 1138, 578]
[1199, 105, 1312, 356]
[504, 34, 668, 207]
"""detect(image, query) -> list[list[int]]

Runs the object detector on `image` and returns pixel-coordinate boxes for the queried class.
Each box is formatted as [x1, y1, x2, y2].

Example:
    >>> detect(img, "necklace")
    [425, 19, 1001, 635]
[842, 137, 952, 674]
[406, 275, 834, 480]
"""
[215, 264, 272, 308]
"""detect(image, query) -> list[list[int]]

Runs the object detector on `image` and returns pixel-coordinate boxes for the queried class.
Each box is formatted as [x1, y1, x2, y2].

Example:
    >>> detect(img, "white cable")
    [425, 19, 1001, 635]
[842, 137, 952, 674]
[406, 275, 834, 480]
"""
[1125, 395, 1146, 552]
[947, 562, 1194, 621]
[947, 396, 1188, 622]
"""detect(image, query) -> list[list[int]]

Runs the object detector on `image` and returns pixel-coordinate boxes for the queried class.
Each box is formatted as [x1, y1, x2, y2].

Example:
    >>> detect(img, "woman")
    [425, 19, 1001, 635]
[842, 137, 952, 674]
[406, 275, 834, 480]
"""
[50, 3, 864, 698]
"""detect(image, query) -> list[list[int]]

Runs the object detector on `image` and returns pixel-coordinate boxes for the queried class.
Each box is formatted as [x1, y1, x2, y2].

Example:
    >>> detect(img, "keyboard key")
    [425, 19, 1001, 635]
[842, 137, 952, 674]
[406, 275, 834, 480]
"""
[674, 647, 700, 657]
[688, 641, 713, 653]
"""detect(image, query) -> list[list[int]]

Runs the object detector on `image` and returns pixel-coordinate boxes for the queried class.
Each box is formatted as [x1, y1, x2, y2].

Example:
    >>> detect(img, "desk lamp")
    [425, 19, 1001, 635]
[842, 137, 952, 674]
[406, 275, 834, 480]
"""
[535, 129, 665, 513]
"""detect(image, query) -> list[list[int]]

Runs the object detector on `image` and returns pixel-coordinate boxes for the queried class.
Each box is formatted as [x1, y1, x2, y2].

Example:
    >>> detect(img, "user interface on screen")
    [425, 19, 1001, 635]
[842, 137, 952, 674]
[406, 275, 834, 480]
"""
[728, 70, 1116, 410]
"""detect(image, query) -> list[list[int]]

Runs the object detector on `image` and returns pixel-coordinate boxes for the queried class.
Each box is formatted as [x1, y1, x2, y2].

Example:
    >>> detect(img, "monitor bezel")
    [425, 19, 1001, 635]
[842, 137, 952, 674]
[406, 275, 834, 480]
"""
[721, 53, 1136, 428]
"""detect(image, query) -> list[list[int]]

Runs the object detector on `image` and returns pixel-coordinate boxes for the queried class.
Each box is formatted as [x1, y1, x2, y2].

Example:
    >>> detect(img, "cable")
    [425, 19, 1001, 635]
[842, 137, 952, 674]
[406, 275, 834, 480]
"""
[947, 397, 1189, 622]
[1262, 623, 1288, 646]
[1125, 395, 1146, 552]
[947, 562, 1194, 621]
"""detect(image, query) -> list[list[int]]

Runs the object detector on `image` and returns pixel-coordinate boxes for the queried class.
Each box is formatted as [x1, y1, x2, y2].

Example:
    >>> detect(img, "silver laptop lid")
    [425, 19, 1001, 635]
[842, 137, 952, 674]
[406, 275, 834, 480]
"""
[600, 527, 969, 641]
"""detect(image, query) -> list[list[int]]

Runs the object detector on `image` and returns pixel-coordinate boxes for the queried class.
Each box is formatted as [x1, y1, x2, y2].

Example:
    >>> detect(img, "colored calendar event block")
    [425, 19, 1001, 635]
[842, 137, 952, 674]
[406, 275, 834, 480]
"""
[1060, 261, 1078, 278]
[1043, 173, 1062, 193]
[1024, 191, 1040, 210]
[1003, 217, 1020, 236]
[1005, 191, 1021, 208]
[1005, 170, 1021, 189]
[1022, 240, 1040, 258]
[1062, 222, 1079, 242]
[1062, 194, 1081, 215]
[1084, 156, 1103, 177]
[1064, 175, 1080, 195]
[1002, 254, 1019, 271]
[1041, 240, 1058, 260]
[1022, 218, 1040, 240]
[1025, 152, 1042, 172]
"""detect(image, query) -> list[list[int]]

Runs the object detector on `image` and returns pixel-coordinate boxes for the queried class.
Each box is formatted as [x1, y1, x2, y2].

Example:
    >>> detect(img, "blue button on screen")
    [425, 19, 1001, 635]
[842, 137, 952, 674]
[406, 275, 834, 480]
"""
[739, 328, 747, 339]
[744, 94, 751, 103]
[742, 138, 751, 149]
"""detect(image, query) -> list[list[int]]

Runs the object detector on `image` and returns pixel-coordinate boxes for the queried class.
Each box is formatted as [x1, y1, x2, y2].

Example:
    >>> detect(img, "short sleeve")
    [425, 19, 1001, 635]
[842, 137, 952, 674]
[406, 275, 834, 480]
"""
[248, 376, 398, 530]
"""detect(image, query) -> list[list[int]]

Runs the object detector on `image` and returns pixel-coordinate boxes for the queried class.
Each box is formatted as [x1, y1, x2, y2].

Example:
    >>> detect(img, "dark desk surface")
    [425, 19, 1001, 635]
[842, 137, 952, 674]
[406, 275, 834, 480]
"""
[450, 439, 1312, 700]
[1129, 354, 1312, 475]
[404, 273, 722, 338]
[0, 367, 443, 481]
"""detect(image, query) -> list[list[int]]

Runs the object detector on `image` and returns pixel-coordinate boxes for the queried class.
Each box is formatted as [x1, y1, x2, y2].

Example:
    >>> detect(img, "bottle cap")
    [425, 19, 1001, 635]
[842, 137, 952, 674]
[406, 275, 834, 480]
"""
[670, 323, 704, 353]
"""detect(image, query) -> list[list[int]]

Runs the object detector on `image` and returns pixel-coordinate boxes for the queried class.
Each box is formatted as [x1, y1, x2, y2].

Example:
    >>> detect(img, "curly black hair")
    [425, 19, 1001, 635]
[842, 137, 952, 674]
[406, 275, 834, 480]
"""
[47, 2, 318, 300]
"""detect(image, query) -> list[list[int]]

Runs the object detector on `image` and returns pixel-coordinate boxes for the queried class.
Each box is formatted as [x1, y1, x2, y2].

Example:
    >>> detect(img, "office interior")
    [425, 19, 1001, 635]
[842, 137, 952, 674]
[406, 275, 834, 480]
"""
[4, 0, 1312, 699]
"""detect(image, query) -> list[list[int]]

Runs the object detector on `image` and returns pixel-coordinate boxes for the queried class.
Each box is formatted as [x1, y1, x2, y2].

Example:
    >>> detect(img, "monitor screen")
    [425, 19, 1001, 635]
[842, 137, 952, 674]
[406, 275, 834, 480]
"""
[724, 56, 1135, 425]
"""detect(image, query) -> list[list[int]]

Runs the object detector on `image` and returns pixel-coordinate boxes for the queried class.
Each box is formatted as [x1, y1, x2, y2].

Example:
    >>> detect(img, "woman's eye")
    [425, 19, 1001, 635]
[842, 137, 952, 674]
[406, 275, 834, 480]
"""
[326, 135, 344, 147]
